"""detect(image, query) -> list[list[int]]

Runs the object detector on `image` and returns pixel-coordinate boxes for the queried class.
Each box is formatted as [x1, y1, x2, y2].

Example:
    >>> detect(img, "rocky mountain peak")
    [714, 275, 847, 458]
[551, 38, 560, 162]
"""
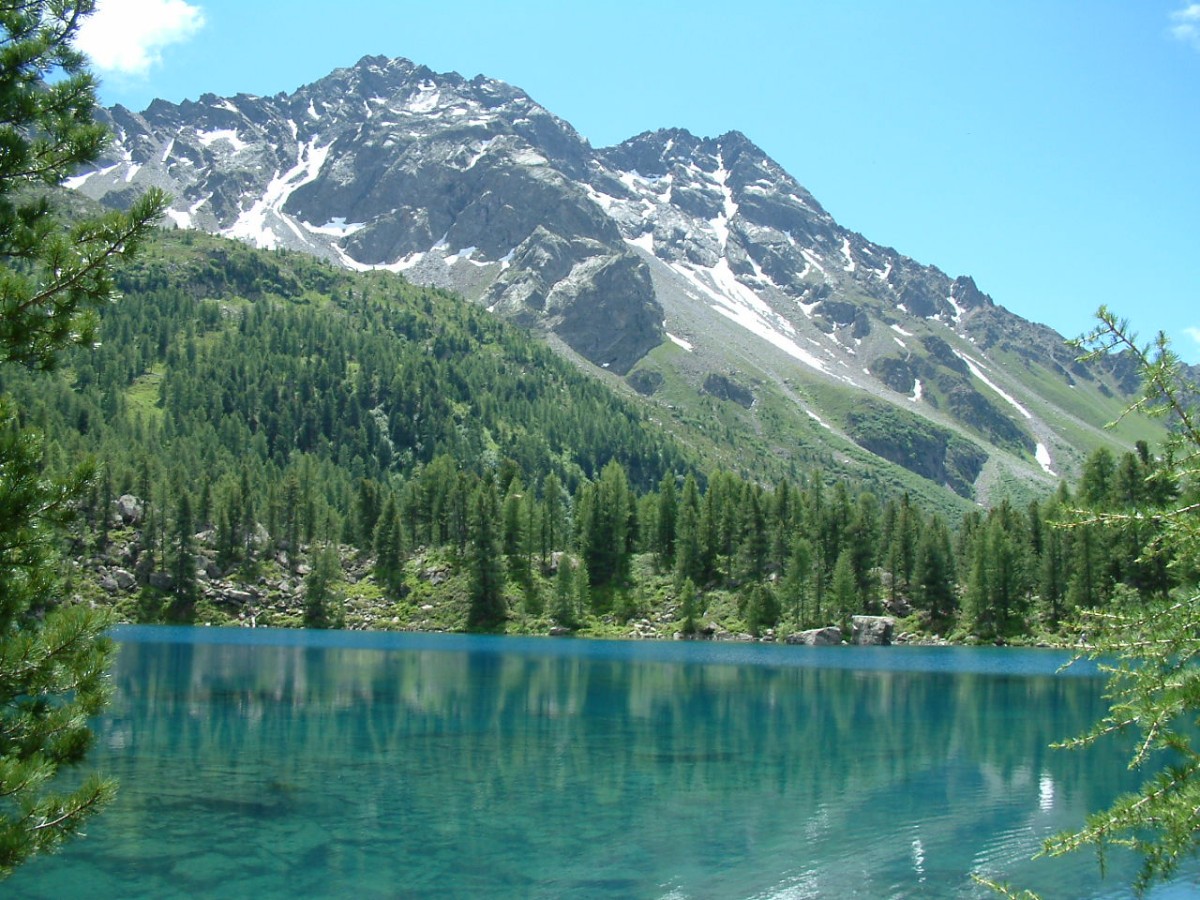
[66, 55, 1143, 499]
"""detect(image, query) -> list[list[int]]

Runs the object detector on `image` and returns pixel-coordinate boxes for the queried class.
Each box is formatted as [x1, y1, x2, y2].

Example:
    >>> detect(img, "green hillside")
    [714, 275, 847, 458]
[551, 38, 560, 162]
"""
[2, 226, 1179, 644]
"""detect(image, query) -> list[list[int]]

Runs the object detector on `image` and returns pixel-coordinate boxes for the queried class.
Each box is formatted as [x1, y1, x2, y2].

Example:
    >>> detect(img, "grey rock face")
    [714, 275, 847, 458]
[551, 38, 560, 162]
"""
[77, 56, 663, 373]
[785, 627, 844, 646]
[851, 616, 896, 646]
[115, 494, 144, 524]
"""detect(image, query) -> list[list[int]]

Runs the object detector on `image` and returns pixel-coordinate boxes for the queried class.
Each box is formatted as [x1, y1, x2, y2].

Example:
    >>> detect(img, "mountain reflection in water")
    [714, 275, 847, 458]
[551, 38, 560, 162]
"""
[10, 627, 1198, 899]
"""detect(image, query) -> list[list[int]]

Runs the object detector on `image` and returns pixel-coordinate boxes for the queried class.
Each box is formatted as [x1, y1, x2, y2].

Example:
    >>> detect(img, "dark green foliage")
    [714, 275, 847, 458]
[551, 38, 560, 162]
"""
[678, 577, 699, 636]
[744, 583, 780, 636]
[654, 473, 677, 570]
[884, 494, 918, 605]
[24, 249, 1186, 648]
[674, 474, 703, 586]
[549, 554, 586, 630]
[962, 501, 1030, 638]
[577, 461, 632, 590]
[847, 492, 880, 611]
[502, 478, 530, 586]
[829, 549, 857, 627]
[993, 311, 1200, 898]
[304, 542, 344, 628]
[467, 479, 506, 631]
[780, 533, 815, 628]
[845, 398, 987, 498]
[12, 225, 691, 551]
[735, 485, 769, 586]
[372, 494, 405, 595]
[169, 490, 197, 609]
[912, 517, 956, 624]
[0, 1, 166, 875]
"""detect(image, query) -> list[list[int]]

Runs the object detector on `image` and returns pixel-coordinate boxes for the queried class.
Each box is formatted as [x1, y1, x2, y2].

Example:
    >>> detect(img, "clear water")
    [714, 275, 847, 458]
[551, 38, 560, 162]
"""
[10, 626, 1200, 899]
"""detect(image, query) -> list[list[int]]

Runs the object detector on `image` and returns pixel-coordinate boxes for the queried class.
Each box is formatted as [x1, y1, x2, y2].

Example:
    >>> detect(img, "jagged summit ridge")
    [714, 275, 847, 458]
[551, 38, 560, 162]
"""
[68, 55, 1139, 499]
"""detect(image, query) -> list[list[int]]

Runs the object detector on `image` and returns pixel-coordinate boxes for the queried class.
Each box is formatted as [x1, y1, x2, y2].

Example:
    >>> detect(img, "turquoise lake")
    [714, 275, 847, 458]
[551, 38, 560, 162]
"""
[11, 626, 1200, 898]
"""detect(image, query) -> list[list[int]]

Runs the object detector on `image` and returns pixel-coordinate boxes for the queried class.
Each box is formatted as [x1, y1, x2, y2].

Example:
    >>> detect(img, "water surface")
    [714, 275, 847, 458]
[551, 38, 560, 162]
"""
[11, 627, 1199, 898]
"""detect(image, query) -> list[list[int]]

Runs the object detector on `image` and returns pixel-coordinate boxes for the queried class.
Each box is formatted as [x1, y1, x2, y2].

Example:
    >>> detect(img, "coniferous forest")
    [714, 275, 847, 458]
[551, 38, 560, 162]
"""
[4, 224, 1189, 644]
[6, 8, 1200, 895]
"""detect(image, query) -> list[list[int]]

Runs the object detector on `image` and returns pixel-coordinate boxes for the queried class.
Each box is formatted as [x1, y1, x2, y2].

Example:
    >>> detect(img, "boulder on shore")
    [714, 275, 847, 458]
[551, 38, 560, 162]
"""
[785, 626, 843, 646]
[851, 615, 896, 646]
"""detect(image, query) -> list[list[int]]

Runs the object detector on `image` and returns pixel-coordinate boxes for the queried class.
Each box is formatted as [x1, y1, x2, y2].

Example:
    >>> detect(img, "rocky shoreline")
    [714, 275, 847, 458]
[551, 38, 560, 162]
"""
[74, 494, 981, 648]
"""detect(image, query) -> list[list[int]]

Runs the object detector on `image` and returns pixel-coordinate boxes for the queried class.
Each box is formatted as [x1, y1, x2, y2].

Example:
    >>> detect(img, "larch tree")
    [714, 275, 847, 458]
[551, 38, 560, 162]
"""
[0, 0, 167, 875]
[989, 310, 1200, 898]
[1040, 312, 1200, 896]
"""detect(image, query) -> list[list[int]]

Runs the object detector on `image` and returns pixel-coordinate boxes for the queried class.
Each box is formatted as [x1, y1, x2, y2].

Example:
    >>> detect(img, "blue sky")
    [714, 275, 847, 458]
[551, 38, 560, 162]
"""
[76, 1, 1200, 362]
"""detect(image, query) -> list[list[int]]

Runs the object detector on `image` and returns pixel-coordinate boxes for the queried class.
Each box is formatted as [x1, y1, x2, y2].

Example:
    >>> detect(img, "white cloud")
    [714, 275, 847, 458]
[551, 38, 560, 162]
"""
[1184, 326, 1200, 347]
[1170, 3, 1200, 50]
[75, 0, 206, 76]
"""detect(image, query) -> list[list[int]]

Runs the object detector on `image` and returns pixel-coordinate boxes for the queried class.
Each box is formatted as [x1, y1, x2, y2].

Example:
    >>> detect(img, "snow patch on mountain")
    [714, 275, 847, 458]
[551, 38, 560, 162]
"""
[667, 332, 694, 352]
[223, 139, 332, 249]
[841, 237, 856, 272]
[1036, 443, 1055, 476]
[669, 258, 831, 376]
[954, 349, 1033, 420]
[626, 233, 654, 254]
[406, 83, 441, 113]
[304, 217, 367, 237]
[801, 249, 826, 276]
[196, 128, 248, 151]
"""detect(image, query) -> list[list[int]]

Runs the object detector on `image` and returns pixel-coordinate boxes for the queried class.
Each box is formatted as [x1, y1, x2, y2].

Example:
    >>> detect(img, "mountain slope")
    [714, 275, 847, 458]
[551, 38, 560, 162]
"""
[68, 55, 1157, 503]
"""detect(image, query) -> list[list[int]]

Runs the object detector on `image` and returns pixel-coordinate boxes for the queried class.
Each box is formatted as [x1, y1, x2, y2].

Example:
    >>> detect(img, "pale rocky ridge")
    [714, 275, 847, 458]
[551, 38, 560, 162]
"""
[70, 55, 1142, 499]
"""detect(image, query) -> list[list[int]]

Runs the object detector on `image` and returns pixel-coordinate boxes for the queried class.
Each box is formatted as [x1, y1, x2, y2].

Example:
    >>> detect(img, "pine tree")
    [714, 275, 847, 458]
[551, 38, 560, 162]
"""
[467, 479, 506, 630]
[678, 577, 699, 636]
[372, 494, 405, 594]
[912, 518, 956, 625]
[0, 1, 167, 874]
[830, 548, 858, 628]
[674, 474, 703, 587]
[1064, 522, 1103, 611]
[96, 462, 113, 551]
[550, 554, 579, 629]
[654, 472, 677, 570]
[280, 470, 301, 558]
[169, 491, 197, 609]
[735, 485, 768, 586]
[1038, 497, 1070, 626]
[886, 494, 918, 605]
[768, 477, 794, 575]
[538, 472, 565, 569]
[847, 491, 880, 612]
[578, 461, 631, 589]
[502, 478, 529, 585]
[304, 542, 344, 629]
[780, 533, 814, 628]
[745, 583, 781, 636]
